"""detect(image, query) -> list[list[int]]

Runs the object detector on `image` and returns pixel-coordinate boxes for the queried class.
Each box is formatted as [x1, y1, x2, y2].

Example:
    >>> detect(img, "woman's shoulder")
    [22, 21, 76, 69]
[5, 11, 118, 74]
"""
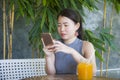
[83, 41, 93, 47]
[82, 41, 95, 53]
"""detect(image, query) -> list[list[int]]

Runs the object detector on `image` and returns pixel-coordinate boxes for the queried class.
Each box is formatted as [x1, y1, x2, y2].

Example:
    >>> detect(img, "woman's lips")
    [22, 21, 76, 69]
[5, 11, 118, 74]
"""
[61, 33, 66, 37]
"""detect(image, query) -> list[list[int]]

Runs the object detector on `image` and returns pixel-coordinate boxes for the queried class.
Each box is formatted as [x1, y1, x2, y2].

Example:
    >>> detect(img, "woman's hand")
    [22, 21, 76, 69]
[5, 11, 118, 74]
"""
[43, 40, 73, 56]
[43, 43, 56, 75]
[43, 45, 55, 57]
[53, 41, 72, 54]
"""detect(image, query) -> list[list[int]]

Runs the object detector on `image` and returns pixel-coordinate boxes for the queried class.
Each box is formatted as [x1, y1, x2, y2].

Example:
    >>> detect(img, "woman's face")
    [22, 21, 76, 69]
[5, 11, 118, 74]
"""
[57, 16, 79, 41]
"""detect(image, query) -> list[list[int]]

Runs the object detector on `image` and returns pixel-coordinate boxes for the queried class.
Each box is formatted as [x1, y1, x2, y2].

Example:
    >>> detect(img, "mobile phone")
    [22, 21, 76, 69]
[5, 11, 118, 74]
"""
[41, 33, 54, 47]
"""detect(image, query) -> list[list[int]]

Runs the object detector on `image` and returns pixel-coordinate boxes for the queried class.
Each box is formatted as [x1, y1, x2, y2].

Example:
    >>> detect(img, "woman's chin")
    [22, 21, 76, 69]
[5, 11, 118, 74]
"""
[61, 37, 68, 40]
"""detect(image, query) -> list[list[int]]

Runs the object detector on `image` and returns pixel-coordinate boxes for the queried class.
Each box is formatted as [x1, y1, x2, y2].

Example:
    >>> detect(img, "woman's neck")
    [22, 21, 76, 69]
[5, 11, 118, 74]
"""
[63, 37, 77, 44]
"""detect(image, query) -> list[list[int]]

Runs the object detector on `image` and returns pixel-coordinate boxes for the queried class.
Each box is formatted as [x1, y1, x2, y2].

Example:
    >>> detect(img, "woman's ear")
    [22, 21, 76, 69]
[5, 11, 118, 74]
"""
[75, 23, 80, 30]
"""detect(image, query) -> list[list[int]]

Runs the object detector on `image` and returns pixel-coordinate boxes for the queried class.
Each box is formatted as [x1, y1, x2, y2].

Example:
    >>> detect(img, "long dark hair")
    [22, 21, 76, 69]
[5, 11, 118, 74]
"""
[57, 8, 83, 40]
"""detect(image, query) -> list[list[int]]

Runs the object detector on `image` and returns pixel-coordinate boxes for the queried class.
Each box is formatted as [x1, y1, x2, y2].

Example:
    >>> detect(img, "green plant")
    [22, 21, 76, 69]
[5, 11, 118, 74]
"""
[3, 0, 120, 60]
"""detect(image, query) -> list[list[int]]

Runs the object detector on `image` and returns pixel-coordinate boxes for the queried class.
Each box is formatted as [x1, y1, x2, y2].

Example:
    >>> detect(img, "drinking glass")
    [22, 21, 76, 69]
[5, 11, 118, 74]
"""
[77, 62, 93, 80]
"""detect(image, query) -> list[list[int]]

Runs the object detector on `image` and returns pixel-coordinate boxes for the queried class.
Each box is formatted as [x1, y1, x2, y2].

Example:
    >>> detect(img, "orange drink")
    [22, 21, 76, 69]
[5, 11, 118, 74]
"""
[77, 62, 93, 80]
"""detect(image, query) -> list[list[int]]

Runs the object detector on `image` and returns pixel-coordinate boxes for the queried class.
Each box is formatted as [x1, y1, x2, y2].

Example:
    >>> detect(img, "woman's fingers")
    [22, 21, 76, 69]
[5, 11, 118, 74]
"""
[53, 41, 65, 52]
[54, 40, 62, 44]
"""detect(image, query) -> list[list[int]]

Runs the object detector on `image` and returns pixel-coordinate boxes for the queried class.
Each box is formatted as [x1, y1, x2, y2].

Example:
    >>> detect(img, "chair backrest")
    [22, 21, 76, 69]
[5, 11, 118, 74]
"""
[0, 58, 47, 80]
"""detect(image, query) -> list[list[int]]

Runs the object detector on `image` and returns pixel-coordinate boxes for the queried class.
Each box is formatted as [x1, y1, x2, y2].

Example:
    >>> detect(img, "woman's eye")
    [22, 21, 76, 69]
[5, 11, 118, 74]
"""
[65, 25, 68, 27]
[58, 25, 61, 27]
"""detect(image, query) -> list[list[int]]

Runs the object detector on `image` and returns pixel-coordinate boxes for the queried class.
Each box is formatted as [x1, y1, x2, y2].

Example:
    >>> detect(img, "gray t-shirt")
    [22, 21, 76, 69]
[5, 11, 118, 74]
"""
[55, 38, 83, 74]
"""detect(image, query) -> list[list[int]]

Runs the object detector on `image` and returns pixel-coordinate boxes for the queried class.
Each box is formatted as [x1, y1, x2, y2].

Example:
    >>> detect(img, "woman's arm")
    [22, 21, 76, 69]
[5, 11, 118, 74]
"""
[43, 46, 56, 75]
[82, 41, 97, 75]
[70, 41, 97, 75]
[45, 54, 56, 75]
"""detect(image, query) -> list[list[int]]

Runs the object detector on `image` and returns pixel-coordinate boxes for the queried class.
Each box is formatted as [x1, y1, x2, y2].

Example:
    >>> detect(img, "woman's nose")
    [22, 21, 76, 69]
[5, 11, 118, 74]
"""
[60, 26, 65, 31]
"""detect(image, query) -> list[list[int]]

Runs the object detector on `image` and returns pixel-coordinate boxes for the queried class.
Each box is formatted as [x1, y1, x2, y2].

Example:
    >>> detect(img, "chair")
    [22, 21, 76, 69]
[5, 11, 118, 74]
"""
[0, 58, 47, 80]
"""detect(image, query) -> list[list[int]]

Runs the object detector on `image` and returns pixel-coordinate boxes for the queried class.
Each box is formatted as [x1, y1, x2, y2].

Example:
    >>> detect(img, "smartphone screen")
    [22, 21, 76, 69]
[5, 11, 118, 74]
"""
[41, 33, 54, 47]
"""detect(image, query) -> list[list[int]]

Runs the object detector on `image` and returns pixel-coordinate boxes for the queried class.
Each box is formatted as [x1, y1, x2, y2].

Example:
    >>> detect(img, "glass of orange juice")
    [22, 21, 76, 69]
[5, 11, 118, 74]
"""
[77, 62, 93, 80]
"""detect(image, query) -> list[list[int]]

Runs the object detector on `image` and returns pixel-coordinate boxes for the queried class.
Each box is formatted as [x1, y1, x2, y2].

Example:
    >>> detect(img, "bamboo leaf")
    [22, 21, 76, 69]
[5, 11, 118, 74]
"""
[17, 0, 24, 17]
[26, 3, 34, 20]
[43, 0, 47, 6]
[95, 50, 104, 62]
[47, 9, 53, 32]
[92, 41, 106, 52]
[100, 32, 114, 46]
[84, 30, 92, 39]
[40, 7, 47, 29]
[92, 37, 105, 44]
[63, 0, 67, 8]
[54, 0, 61, 9]
[99, 33, 106, 41]
[70, 0, 78, 9]
[114, 2, 120, 13]
[19, 0, 26, 8]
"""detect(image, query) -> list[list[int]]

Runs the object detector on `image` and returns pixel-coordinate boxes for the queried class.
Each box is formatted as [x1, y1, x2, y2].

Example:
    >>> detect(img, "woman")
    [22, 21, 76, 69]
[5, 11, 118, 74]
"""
[43, 8, 97, 75]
